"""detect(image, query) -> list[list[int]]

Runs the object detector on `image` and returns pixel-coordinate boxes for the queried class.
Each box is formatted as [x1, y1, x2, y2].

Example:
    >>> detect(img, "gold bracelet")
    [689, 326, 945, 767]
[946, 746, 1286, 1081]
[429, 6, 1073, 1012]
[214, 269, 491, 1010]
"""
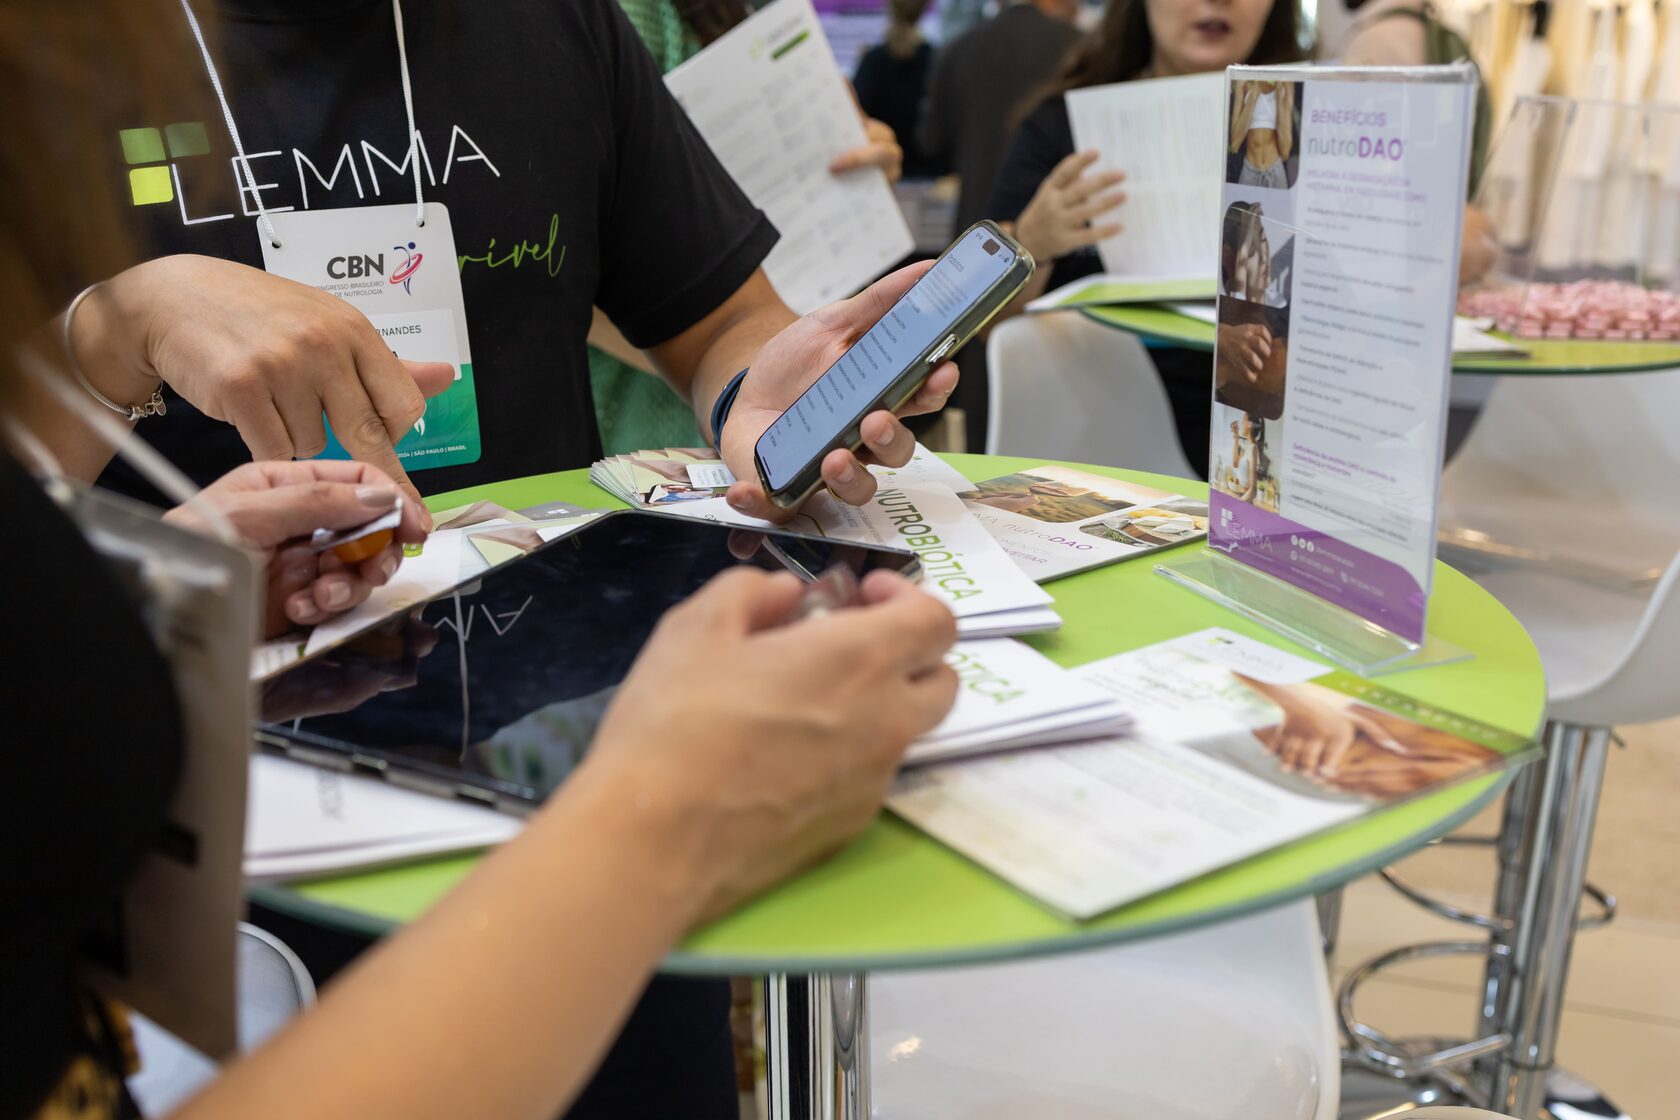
[62, 283, 167, 422]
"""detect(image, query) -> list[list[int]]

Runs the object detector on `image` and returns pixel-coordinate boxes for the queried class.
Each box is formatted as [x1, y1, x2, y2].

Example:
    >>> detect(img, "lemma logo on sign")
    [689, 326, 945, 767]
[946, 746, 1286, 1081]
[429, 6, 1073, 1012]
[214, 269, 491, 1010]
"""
[118, 122, 211, 206]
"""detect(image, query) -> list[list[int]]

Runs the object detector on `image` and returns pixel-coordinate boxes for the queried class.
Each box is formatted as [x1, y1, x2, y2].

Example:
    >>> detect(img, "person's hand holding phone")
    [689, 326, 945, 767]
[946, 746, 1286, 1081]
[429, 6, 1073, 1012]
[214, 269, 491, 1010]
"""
[718, 260, 960, 521]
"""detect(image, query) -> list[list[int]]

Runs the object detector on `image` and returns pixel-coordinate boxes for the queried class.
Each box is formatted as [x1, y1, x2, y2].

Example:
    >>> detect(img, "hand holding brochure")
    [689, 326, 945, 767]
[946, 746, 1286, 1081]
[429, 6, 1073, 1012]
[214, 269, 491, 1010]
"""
[888, 628, 1537, 919]
[664, 0, 913, 314]
[1061, 73, 1227, 287]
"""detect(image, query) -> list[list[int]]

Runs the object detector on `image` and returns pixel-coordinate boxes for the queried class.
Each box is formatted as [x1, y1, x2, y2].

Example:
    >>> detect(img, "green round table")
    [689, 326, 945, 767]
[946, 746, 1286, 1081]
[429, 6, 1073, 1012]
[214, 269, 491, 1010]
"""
[253, 454, 1544, 1120]
[1078, 302, 1680, 375]
[257, 453, 1543, 965]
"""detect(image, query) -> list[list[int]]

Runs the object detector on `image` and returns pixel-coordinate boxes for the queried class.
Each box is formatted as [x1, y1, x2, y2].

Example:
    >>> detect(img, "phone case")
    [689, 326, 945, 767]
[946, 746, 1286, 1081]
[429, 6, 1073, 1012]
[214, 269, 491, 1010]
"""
[757, 220, 1035, 509]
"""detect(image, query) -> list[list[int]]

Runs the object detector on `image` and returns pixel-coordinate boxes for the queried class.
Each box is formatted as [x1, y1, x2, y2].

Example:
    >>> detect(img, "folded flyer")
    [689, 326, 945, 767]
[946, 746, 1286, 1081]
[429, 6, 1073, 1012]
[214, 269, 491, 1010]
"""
[1028, 274, 1219, 312]
[887, 628, 1538, 920]
[956, 464, 1208, 582]
[592, 445, 1063, 637]
[907, 638, 1131, 765]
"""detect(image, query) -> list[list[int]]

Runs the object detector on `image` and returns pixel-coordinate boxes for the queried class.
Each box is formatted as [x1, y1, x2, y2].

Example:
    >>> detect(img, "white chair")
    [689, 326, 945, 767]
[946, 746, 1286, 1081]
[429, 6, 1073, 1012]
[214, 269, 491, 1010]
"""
[870, 900, 1339, 1119]
[986, 312, 1198, 479]
[127, 923, 316, 1114]
[1436, 370, 1680, 707]
[1342, 369, 1680, 1117]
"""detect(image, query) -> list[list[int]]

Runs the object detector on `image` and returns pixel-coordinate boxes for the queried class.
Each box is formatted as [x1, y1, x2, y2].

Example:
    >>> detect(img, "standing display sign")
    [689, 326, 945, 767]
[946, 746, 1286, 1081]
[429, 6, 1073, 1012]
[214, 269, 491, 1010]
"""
[1159, 64, 1479, 673]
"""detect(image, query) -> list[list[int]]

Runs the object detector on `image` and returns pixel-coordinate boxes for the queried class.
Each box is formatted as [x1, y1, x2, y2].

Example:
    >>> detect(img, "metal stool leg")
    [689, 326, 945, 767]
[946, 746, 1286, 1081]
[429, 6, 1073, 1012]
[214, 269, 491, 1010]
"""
[1318, 888, 1344, 962]
[1476, 722, 1613, 1119]
[765, 973, 870, 1120]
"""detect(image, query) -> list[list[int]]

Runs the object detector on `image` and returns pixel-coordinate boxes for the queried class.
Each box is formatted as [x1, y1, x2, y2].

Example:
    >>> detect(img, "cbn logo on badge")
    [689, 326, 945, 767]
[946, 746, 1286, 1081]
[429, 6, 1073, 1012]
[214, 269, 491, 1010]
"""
[390, 240, 423, 294]
[322, 243, 421, 291]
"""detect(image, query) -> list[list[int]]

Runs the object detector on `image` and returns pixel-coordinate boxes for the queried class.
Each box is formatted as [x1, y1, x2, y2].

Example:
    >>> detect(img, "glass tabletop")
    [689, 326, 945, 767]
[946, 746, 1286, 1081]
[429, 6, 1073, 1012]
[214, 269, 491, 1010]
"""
[254, 454, 1546, 973]
[1078, 303, 1680, 375]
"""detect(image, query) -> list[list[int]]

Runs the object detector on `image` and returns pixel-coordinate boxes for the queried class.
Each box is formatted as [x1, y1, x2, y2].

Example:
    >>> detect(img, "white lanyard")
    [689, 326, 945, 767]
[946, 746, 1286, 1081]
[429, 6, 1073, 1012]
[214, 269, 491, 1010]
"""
[178, 0, 426, 248]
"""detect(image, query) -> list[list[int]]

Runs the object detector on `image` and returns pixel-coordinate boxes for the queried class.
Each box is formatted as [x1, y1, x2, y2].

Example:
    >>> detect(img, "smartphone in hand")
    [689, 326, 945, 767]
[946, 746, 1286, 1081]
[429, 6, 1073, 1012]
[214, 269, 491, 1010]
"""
[754, 222, 1033, 508]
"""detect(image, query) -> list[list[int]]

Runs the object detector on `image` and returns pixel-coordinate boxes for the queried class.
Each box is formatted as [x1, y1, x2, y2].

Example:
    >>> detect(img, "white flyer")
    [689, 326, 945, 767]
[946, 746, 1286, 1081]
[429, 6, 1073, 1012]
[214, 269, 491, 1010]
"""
[665, 0, 914, 313]
[956, 463, 1208, 582]
[906, 639, 1130, 764]
[1065, 73, 1227, 283]
[889, 629, 1532, 918]
[657, 482, 1057, 623]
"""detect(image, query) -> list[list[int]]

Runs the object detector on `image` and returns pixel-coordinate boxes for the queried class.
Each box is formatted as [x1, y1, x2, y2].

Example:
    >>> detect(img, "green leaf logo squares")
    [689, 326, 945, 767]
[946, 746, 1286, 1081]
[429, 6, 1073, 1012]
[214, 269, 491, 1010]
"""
[119, 122, 211, 206]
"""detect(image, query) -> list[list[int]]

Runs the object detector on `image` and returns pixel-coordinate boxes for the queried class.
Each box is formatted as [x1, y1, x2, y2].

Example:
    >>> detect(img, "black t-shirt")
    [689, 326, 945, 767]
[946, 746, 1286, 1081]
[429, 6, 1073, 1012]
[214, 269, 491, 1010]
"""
[103, 0, 777, 501]
[853, 41, 942, 180]
[2, 458, 183, 1117]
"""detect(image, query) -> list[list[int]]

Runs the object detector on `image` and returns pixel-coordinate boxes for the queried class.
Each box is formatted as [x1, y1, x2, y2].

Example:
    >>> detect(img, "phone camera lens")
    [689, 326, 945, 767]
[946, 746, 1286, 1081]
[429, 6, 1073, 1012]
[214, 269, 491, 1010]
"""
[983, 239, 999, 255]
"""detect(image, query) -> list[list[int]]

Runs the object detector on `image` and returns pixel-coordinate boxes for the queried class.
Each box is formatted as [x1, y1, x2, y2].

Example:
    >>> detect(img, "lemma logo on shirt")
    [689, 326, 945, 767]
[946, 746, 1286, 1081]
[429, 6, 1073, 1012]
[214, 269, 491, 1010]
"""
[117, 122, 211, 206]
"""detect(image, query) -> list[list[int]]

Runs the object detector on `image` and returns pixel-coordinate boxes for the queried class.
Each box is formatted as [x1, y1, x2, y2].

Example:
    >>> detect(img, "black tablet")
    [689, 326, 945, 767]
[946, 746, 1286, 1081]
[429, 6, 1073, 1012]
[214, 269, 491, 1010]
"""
[256, 510, 919, 813]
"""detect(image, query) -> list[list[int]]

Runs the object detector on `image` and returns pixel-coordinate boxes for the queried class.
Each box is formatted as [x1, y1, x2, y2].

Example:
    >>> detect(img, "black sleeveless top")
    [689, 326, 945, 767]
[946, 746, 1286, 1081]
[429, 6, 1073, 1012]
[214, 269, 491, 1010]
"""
[1, 457, 183, 1117]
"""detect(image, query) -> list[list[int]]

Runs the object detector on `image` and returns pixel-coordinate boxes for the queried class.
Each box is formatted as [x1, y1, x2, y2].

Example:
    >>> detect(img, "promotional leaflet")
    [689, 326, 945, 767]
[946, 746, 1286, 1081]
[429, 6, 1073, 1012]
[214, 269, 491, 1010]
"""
[1202, 65, 1477, 643]
[590, 444, 1062, 636]
[1027, 73, 1227, 310]
[665, 0, 914, 314]
[664, 483, 1062, 636]
[907, 638, 1131, 765]
[887, 628, 1536, 919]
[956, 464, 1209, 582]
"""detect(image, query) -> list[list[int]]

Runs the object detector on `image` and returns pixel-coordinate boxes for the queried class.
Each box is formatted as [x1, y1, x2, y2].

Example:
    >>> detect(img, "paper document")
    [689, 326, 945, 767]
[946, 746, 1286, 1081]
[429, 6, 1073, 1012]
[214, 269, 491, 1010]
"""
[1028, 275, 1218, 312]
[1064, 73, 1225, 283]
[245, 755, 520, 882]
[656, 482, 1060, 629]
[1452, 317, 1528, 357]
[888, 629, 1538, 919]
[957, 464, 1207, 582]
[665, 0, 913, 313]
[592, 445, 1061, 635]
[906, 639, 1131, 764]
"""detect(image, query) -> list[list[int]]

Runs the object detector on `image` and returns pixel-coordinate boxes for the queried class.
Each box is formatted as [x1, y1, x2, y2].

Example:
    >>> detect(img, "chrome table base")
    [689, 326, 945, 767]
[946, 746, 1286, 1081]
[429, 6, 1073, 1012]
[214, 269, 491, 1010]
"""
[766, 973, 870, 1120]
[1338, 721, 1632, 1120]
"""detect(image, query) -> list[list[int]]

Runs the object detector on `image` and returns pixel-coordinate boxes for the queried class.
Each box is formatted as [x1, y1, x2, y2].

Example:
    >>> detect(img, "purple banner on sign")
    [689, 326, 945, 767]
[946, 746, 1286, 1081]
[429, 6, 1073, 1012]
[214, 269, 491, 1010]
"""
[1208, 491, 1428, 642]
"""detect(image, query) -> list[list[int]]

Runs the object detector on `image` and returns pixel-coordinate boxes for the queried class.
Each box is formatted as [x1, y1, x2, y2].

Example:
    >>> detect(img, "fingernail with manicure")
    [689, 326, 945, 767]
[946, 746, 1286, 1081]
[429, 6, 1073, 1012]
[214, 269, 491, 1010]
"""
[357, 486, 399, 507]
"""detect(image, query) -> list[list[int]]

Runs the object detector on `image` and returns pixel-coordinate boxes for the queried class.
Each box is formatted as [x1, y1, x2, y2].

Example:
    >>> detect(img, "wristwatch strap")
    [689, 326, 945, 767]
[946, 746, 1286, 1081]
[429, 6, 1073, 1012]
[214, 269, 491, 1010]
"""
[709, 368, 749, 449]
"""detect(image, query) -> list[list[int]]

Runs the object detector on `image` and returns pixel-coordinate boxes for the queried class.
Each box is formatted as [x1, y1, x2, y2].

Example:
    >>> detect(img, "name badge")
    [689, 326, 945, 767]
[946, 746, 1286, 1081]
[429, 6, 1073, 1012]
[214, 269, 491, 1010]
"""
[260, 202, 481, 470]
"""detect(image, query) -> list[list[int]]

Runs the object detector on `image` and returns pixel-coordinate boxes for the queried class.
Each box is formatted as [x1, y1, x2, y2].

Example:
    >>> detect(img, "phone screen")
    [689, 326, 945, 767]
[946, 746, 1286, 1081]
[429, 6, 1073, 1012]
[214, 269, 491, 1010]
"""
[756, 226, 1018, 491]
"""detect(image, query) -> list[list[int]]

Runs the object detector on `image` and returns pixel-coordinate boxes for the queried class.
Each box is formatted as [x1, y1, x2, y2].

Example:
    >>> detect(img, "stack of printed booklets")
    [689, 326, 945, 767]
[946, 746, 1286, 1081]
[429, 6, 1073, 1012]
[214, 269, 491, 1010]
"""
[590, 444, 1211, 636]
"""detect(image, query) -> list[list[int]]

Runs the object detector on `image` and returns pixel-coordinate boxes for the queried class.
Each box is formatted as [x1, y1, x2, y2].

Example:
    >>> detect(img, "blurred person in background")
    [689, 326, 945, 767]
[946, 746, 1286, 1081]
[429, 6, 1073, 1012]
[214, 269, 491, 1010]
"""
[986, 0, 1308, 470]
[854, 0, 944, 181]
[917, 0, 1083, 448]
